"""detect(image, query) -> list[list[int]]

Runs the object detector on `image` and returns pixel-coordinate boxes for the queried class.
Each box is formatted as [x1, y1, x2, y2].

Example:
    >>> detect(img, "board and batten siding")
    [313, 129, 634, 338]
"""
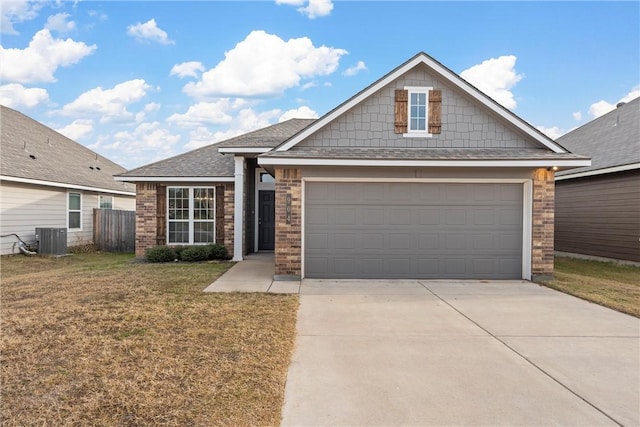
[0, 181, 135, 255]
[555, 170, 640, 263]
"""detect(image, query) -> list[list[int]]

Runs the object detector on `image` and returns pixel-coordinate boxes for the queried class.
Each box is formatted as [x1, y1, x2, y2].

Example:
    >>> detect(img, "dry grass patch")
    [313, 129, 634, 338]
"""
[1, 253, 299, 426]
[540, 256, 640, 317]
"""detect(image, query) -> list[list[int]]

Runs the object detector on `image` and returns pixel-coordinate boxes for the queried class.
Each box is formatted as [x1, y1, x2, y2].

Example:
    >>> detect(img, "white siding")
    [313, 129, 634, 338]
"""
[1, 180, 136, 255]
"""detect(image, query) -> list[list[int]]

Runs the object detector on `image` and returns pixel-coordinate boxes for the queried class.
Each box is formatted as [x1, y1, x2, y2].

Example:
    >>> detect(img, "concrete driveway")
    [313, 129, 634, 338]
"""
[281, 280, 639, 426]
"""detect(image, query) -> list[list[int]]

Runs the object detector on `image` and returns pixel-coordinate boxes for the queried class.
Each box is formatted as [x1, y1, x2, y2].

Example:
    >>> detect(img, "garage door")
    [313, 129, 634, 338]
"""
[305, 182, 523, 279]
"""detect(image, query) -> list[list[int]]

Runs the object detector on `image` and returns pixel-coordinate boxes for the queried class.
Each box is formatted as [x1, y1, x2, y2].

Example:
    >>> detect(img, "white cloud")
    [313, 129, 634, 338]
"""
[588, 86, 640, 119]
[88, 10, 108, 22]
[184, 126, 218, 150]
[572, 111, 582, 121]
[536, 125, 565, 140]
[1, 0, 44, 35]
[166, 100, 236, 127]
[56, 119, 94, 141]
[170, 61, 205, 78]
[101, 121, 181, 166]
[61, 79, 151, 123]
[183, 30, 347, 98]
[298, 0, 334, 18]
[0, 29, 96, 83]
[460, 55, 523, 110]
[127, 18, 174, 45]
[45, 12, 75, 34]
[343, 60, 367, 76]
[279, 106, 318, 122]
[0, 83, 49, 108]
[144, 102, 161, 112]
[276, 0, 333, 18]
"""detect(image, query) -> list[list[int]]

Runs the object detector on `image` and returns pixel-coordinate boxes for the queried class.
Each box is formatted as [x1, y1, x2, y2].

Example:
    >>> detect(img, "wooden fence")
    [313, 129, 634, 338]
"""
[93, 209, 135, 253]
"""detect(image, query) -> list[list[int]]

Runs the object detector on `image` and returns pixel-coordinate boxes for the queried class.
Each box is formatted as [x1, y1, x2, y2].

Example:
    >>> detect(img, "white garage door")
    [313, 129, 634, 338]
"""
[305, 182, 523, 279]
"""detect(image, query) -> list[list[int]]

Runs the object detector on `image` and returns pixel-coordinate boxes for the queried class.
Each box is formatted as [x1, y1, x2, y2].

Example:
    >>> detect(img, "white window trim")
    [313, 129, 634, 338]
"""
[166, 186, 216, 245]
[403, 86, 433, 138]
[98, 195, 114, 210]
[67, 191, 83, 231]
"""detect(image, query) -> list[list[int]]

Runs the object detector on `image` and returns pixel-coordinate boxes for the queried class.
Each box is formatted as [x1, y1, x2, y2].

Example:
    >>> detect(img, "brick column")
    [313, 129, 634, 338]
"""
[135, 183, 157, 257]
[274, 168, 302, 278]
[531, 168, 555, 280]
[223, 183, 235, 258]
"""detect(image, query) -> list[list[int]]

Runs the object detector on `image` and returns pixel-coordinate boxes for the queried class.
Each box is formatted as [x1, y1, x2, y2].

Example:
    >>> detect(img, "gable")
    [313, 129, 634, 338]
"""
[295, 63, 544, 151]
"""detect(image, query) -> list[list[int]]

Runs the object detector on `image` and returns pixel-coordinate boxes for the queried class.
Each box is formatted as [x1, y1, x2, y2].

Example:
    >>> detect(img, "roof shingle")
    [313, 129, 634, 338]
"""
[0, 105, 135, 194]
[555, 97, 640, 176]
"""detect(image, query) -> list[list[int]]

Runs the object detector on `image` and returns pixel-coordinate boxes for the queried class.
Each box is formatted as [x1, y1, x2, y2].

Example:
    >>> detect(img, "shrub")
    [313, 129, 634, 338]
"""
[172, 246, 188, 259]
[208, 244, 229, 260]
[145, 246, 176, 263]
[179, 246, 211, 262]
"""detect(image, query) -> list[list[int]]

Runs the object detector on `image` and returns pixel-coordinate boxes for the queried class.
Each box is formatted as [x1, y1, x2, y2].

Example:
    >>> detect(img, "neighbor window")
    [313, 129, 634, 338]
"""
[99, 195, 113, 209]
[68, 192, 82, 230]
[167, 187, 215, 244]
[408, 88, 429, 133]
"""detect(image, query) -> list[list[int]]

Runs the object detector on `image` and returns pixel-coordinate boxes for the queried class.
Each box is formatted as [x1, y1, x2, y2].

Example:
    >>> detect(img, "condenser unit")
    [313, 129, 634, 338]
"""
[35, 228, 67, 256]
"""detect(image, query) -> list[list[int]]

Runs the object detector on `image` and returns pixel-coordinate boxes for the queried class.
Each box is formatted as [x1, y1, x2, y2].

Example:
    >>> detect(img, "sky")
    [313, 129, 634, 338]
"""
[1, 1, 639, 170]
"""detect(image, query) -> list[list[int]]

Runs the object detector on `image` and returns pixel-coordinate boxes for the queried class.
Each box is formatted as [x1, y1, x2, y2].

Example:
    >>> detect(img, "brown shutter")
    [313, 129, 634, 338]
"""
[394, 89, 408, 134]
[156, 185, 166, 245]
[215, 185, 225, 245]
[428, 89, 442, 134]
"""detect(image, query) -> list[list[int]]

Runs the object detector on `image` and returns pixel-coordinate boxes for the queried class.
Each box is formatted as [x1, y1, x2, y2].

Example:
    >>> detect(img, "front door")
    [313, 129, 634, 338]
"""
[258, 190, 275, 250]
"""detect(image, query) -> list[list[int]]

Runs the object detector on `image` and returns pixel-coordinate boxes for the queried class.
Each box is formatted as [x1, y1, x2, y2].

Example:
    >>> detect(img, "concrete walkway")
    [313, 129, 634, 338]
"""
[282, 279, 640, 426]
[203, 252, 299, 294]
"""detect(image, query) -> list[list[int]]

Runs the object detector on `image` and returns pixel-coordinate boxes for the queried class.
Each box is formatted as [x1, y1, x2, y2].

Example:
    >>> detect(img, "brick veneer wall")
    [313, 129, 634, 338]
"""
[134, 182, 235, 258]
[531, 168, 555, 280]
[135, 183, 158, 257]
[223, 183, 235, 258]
[274, 168, 302, 277]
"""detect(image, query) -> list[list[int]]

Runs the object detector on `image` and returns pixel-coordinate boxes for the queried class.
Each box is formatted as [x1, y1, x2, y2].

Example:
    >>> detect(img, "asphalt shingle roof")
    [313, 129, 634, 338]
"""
[555, 97, 640, 176]
[260, 147, 589, 161]
[0, 105, 135, 194]
[119, 118, 315, 178]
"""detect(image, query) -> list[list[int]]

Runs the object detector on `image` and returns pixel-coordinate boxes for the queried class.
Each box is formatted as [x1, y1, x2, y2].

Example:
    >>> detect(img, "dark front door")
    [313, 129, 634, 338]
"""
[258, 190, 275, 250]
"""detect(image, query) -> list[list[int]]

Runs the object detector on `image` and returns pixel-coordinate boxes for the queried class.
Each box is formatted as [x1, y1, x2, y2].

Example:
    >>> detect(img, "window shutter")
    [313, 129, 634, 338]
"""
[215, 185, 225, 245]
[156, 185, 166, 245]
[394, 89, 408, 134]
[428, 89, 442, 134]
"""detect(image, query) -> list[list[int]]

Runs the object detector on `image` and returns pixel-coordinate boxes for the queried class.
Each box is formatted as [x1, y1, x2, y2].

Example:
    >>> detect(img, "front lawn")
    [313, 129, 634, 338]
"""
[0, 253, 299, 426]
[541, 256, 640, 317]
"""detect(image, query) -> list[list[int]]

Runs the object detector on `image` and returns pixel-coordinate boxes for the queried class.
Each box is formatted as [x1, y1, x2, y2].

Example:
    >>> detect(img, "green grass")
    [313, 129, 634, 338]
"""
[1, 252, 299, 426]
[540, 256, 640, 317]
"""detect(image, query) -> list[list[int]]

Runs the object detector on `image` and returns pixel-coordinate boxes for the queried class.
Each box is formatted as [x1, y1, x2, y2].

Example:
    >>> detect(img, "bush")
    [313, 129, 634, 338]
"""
[145, 246, 176, 263]
[208, 244, 229, 260]
[172, 246, 188, 259]
[179, 245, 211, 262]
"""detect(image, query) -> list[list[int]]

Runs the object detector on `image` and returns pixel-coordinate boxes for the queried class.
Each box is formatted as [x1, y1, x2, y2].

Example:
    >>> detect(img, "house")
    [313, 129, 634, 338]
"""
[117, 52, 589, 281]
[0, 105, 136, 255]
[554, 97, 640, 263]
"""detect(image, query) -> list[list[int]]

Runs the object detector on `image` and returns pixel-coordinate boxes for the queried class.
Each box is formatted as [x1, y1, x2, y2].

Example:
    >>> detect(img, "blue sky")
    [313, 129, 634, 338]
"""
[1, 1, 638, 169]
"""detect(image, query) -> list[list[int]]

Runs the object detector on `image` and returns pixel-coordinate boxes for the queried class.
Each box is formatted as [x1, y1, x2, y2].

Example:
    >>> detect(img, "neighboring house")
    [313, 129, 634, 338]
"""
[117, 52, 589, 281]
[0, 105, 136, 255]
[554, 98, 640, 263]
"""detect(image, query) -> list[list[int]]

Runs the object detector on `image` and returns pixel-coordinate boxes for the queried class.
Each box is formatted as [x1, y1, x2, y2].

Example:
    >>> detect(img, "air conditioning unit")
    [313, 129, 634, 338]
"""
[35, 228, 67, 256]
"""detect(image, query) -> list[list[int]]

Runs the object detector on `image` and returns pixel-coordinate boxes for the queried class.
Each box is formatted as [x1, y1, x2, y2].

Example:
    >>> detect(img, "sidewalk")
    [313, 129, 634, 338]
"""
[203, 252, 299, 294]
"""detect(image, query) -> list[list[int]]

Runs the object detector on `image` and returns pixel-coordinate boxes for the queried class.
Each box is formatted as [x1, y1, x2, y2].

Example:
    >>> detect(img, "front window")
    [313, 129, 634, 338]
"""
[168, 187, 215, 244]
[99, 195, 113, 209]
[409, 91, 427, 132]
[68, 192, 82, 230]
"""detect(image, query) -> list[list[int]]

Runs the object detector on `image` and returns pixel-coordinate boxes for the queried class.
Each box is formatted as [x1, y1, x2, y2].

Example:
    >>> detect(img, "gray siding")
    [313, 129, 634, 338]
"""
[555, 170, 640, 262]
[296, 64, 541, 150]
[0, 181, 135, 255]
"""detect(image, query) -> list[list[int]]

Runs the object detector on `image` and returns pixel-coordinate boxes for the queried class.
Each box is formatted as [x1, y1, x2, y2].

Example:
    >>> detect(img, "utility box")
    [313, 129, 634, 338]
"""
[35, 228, 67, 256]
